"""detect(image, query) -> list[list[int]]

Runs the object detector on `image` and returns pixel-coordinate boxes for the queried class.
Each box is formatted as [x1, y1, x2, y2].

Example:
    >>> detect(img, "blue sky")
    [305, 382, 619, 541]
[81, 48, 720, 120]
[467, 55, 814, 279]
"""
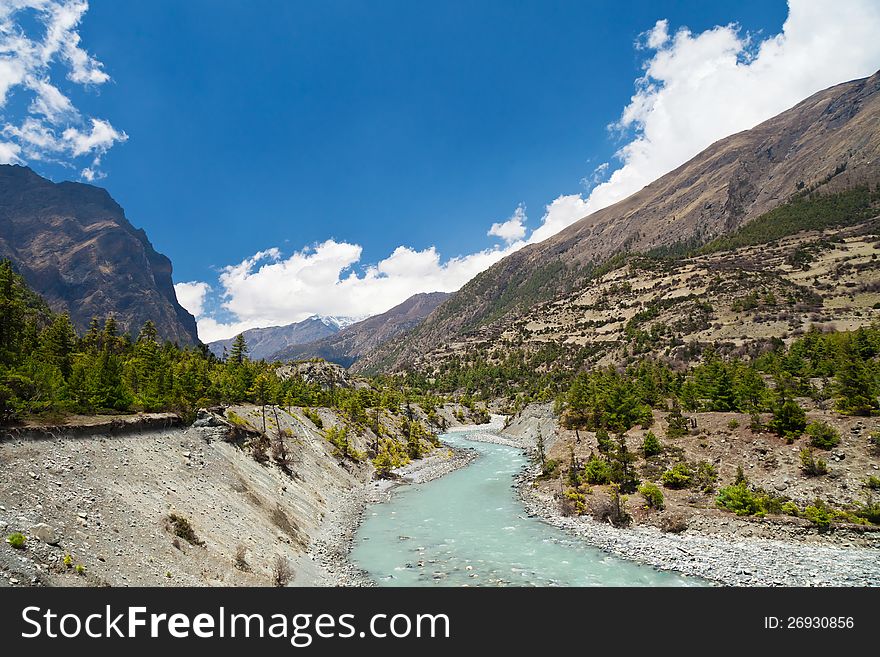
[79, 0, 786, 276]
[3, 1, 880, 340]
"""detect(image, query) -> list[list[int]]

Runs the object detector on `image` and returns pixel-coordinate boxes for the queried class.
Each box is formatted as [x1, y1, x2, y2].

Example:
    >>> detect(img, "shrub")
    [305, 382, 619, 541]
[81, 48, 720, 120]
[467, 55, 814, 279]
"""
[641, 431, 662, 457]
[325, 425, 363, 461]
[716, 482, 762, 516]
[595, 428, 614, 455]
[62, 554, 73, 568]
[75, 564, 85, 576]
[769, 399, 806, 440]
[638, 482, 664, 510]
[693, 461, 718, 493]
[803, 501, 833, 532]
[302, 408, 323, 429]
[781, 501, 800, 516]
[665, 406, 689, 439]
[806, 421, 840, 450]
[539, 458, 560, 479]
[799, 448, 828, 476]
[6, 532, 26, 549]
[372, 438, 410, 478]
[583, 456, 612, 485]
[727, 419, 740, 430]
[661, 462, 693, 489]
[865, 475, 880, 490]
[166, 513, 204, 546]
[271, 555, 292, 587]
[234, 545, 250, 571]
[591, 484, 631, 527]
[857, 494, 880, 525]
[562, 487, 588, 515]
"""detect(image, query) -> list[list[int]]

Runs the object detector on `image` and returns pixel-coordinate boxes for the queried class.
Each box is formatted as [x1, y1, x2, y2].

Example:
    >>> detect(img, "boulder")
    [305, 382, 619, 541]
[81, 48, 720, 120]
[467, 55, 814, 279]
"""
[30, 523, 58, 545]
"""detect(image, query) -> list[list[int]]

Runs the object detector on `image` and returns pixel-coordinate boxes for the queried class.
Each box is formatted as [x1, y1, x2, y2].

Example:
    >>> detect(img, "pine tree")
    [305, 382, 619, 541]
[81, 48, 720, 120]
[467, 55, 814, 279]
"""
[834, 340, 879, 416]
[229, 333, 248, 365]
[41, 313, 77, 379]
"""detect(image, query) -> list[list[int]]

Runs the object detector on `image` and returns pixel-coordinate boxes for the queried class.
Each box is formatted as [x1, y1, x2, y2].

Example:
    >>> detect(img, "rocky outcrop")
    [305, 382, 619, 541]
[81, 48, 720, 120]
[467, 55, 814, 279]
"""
[0, 165, 199, 344]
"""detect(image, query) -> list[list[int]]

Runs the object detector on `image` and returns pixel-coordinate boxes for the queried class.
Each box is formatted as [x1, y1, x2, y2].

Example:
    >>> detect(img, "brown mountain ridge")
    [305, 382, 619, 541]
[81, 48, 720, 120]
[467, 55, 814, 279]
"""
[359, 70, 880, 373]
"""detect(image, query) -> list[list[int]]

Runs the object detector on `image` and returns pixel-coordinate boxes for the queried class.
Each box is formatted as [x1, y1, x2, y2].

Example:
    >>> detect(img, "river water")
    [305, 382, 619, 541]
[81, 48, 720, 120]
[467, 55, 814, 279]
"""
[351, 427, 704, 586]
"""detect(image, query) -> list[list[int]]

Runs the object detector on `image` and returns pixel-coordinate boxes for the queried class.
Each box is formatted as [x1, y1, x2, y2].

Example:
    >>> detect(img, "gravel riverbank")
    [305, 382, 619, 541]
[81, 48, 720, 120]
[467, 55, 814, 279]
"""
[516, 466, 880, 586]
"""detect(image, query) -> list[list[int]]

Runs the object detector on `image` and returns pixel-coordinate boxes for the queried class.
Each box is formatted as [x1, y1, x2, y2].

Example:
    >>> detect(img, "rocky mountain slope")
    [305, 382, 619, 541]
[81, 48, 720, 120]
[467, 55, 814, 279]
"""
[411, 214, 880, 374]
[207, 316, 340, 360]
[0, 165, 199, 345]
[364, 70, 880, 372]
[275, 292, 449, 367]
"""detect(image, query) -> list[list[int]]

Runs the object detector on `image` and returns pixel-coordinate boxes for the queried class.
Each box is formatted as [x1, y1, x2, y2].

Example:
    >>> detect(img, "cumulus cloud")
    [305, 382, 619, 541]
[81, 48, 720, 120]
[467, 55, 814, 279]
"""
[193, 239, 523, 342]
[488, 205, 527, 244]
[0, 1, 126, 177]
[192, 0, 880, 342]
[174, 281, 212, 318]
[525, 0, 880, 241]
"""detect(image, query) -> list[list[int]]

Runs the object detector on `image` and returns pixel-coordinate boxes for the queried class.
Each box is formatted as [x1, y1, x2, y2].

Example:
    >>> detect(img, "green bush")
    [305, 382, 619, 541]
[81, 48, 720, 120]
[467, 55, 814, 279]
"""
[661, 462, 693, 489]
[857, 495, 880, 525]
[799, 448, 828, 476]
[727, 419, 740, 430]
[769, 399, 806, 440]
[583, 456, 612, 485]
[641, 431, 662, 457]
[781, 501, 800, 517]
[638, 482, 664, 510]
[302, 407, 323, 429]
[6, 532, 26, 549]
[716, 482, 762, 516]
[693, 461, 718, 493]
[806, 421, 840, 450]
[562, 487, 588, 515]
[803, 501, 834, 532]
[539, 458, 560, 479]
[371, 438, 410, 478]
[865, 475, 880, 490]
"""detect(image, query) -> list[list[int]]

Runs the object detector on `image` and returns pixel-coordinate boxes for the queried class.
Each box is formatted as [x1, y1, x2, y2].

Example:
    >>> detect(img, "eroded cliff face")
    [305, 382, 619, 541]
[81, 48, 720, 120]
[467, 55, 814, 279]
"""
[0, 165, 199, 345]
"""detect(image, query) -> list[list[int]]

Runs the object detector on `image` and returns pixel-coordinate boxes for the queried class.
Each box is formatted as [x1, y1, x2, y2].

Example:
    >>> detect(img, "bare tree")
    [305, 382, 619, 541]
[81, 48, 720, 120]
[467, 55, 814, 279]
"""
[271, 555, 292, 587]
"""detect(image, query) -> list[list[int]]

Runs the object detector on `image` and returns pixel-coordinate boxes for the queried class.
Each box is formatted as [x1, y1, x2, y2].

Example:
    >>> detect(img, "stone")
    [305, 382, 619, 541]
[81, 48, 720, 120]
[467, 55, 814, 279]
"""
[30, 523, 58, 545]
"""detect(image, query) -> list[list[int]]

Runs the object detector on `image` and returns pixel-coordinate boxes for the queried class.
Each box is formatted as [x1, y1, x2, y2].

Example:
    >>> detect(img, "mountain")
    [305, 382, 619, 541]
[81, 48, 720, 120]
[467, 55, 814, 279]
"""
[0, 165, 199, 345]
[363, 71, 880, 373]
[272, 292, 450, 367]
[207, 316, 341, 360]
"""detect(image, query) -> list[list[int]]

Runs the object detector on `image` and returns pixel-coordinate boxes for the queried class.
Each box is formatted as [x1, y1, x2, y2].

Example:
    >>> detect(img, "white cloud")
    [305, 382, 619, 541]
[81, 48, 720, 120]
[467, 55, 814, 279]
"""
[488, 205, 527, 244]
[174, 281, 212, 318]
[193, 0, 880, 343]
[193, 239, 523, 342]
[0, 1, 125, 176]
[525, 0, 880, 242]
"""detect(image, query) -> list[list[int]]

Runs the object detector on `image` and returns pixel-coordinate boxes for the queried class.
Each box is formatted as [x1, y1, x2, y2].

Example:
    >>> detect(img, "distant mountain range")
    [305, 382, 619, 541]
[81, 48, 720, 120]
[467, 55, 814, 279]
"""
[206, 315, 348, 360]
[360, 70, 880, 373]
[0, 165, 199, 345]
[271, 292, 449, 367]
[206, 292, 448, 365]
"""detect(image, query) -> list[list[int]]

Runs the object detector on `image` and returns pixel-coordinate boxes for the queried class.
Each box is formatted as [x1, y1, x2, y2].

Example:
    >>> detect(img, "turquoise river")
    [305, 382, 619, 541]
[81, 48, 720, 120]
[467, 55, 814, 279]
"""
[351, 427, 706, 586]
